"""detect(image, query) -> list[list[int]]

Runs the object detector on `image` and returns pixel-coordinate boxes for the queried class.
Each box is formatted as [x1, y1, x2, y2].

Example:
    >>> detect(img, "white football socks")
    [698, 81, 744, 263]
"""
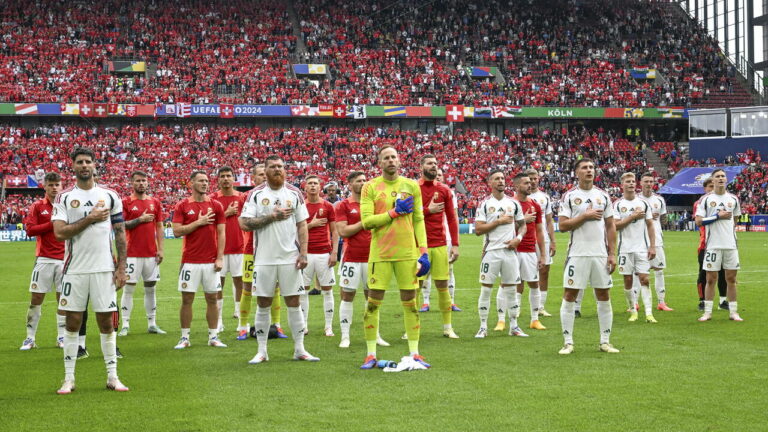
[26, 304, 42, 338]
[560, 300, 575, 345]
[287, 306, 306, 353]
[100, 332, 117, 379]
[63, 330, 78, 381]
[144, 285, 157, 327]
[495, 288, 506, 321]
[529, 288, 541, 322]
[339, 300, 353, 339]
[655, 271, 666, 303]
[121, 284, 135, 328]
[640, 284, 653, 316]
[596, 300, 613, 344]
[322, 289, 334, 329]
[254, 306, 270, 355]
[478, 286, 492, 327]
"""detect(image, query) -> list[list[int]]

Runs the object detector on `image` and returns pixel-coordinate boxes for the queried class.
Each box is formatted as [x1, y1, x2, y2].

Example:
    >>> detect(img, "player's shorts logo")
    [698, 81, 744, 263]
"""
[262, 198, 270, 205]
[343, 279, 349, 285]
[568, 279, 574, 285]
[60, 299, 67, 306]
[31, 283, 37, 290]
[70, 200, 80, 208]
[244, 272, 251, 279]
[370, 277, 376, 284]
[706, 264, 712, 269]
[574, 198, 582, 205]
[480, 275, 486, 280]
[618, 267, 624, 272]
[182, 282, 188, 289]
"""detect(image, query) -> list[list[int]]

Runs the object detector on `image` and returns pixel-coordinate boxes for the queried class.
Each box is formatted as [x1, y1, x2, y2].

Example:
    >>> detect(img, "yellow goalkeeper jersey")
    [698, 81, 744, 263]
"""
[361, 175, 428, 262]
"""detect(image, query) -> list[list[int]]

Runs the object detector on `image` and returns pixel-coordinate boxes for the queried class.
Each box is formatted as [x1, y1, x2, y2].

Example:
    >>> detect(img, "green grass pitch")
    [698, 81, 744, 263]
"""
[1, 232, 767, 431]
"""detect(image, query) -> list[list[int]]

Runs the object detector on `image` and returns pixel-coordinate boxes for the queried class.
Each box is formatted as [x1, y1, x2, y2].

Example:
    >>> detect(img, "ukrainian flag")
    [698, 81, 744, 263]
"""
[383, 106, 406, 117]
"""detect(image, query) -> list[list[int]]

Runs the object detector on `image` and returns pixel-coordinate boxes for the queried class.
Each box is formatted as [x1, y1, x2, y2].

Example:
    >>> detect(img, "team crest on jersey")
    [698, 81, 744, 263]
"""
[286, 200, 292, 208]
[539, 199, 546, 205]
[574, 198, 582, 205]
[727, 202, 734, 208]
[596, 199, 603, 206]
[506, 207, 513, 213]
[391, 192, 398, 197]
[318, 208, 324, 216]
[653, 203, 659, 209]
[70, 200, 80, 208]
[150, 204, 155, 211]
[621, 207, 627, 212]
[488, 207, 496, 214]
[60, 299, 67, 306]
[262, 198, 270, 205]
[709, 201, 717, 207]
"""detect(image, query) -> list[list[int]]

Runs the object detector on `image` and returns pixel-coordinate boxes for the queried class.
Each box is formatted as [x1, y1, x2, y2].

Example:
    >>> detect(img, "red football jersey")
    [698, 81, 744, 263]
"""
[306, 200, 336, 254]
[24, 197, 64, 260]
[335, 198, 370, 262]
[419, 179, 459, 248]
[693, 199, 706, 252]
[243, 231, 254, 255]
[123, 195, 163, 257]
[211, 191, 246, 254]
[172, 197, 225, 264]
[517, 199, 543, 253]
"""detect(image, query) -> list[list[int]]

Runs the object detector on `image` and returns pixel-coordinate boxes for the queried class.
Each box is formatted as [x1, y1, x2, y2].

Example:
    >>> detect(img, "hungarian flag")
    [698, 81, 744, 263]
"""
[219, 104, 234, 118]
[79, 103, 93, 117]
[93, 103, 108, 117]
[332, 105, 346, 118]
[446, 105, 465, 122]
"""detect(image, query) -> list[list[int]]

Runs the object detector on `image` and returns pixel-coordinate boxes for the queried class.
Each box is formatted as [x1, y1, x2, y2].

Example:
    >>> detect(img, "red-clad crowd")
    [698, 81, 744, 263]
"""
[730, 150, 767, 215]
[0, 0, 751, 107]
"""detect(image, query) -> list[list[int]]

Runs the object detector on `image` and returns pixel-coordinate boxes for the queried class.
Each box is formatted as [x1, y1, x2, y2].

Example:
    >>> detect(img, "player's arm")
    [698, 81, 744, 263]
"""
[125, 210, 155, 230]
[238, 205, 289, 231]
[24, 206, 51, 237]
[535, 220, 546, 260]
[645, 218, 656, 250]
[53, 202, 110, 241]
[155, 220, 165, 263]
[445, 190, 460, 248]
[174, 208, 216, 237]
[329, 220, 339, 266]
[113, 221, 128, 288]
[296, 220, 308, 269]
[605, 215, 617, 272]
[360, 183, 394, 229]
[336, 219, 363, 238]
[412, 186, 428, 253]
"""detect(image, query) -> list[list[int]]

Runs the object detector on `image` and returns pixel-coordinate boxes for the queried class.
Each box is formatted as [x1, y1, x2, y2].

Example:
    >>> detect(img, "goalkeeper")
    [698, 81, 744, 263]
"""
[359, 145, 431, 369]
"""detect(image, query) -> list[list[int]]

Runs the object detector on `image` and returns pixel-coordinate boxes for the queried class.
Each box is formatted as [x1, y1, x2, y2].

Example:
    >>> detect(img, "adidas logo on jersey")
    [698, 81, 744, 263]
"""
[84, 200, 94, 207]
[187, 210, 195, 215]
[350, 209, 358, 214]
[41, 210, 49, 215]
[132, 206, 139, 211]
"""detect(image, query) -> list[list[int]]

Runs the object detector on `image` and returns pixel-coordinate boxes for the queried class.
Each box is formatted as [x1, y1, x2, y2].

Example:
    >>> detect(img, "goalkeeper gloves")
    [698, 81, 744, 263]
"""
[416, 253, 431, 277]
[388, 195, 414, 218]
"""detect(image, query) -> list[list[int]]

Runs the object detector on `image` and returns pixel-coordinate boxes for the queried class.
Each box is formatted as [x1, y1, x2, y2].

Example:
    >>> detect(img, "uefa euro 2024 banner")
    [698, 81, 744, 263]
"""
[658, 166, 745, 195]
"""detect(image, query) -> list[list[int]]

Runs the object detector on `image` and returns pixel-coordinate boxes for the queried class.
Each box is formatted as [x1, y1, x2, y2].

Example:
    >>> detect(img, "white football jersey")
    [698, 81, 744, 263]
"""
[240, 183, 309, 265]
[613, 197, 652, 254]
[695, 192, 740, 250]
[639, 193, 666, 246]
[475, 194, 525, 252]
[52, 184, 123, 274]
[529, 190, 553, 215]
[559, 187, 614, 257]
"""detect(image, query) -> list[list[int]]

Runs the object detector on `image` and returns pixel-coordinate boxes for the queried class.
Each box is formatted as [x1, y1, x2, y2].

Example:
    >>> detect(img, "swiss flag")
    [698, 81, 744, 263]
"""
[332, 105, 346, 118]
[220, 104, 234, 119]
[126, 105, 137, 117]
[93, 103, 108, 117]
[79, 103, 93, 117]
[446, 105, 464, 122]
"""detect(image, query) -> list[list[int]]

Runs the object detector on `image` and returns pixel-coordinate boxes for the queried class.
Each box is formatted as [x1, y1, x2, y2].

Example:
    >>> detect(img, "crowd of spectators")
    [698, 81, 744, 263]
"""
[730, 150, 767, 215]
[1, 123, 657, 223]
[0, 0, 751, 107]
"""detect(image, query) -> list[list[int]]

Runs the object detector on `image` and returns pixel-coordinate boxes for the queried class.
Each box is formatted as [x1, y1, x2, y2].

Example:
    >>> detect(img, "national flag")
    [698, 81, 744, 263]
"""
[126, 105, 138, 117]
[463, 106, 475, 118]
[659, 107, 685, 119]
[492, 106, 522, 118]
[93, 103, 108, 117]
[27, 175, 40, 188]
[446, 105, 465, 122]
[219, 104, 234, 118]
[79, 103, 93, 117]
[108, 104, 119, 115]
[176, 102, 191, 118]
[62, 104, 79, 115]
[14, 104, 38, 115]
[474, 107, 492, 118]
[348, 105, 366, 119]
[36, 104, 61, 115]
[308, 64, 326, 74]
[318, 104, 333, 117]
[290, 105, 319, 116]
[383, 106, 406, 117]
[332, 105, 347, 118]
[6, 176, 26, 187]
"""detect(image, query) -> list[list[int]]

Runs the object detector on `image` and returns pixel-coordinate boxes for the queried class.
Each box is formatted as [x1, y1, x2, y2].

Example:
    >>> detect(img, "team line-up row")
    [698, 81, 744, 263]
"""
[20, 146, 744, 392]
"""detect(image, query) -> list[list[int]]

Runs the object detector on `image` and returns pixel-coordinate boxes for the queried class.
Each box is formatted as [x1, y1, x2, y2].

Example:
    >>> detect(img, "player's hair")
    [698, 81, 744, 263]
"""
[523, 168, 539, 177]
[347, 171, 365, 183]
[131, 170, 148, 179]
[573, 158, 594, 171]
[376, 144, 397, 159]
[190, 170, 206, 180]
[44, 172, 61, 183]
[70, 147, 95, 162]
[217, 166, 234, 176]
[702, 177, 714, 187]
[711, 168, 726, 176]
[513, 172, 530, 182]
[641, 171, 655, 180]
[620, 172, 635, 181]
[487, 169, 504, 181]
[251, 163, 265, 174]
[305, 175, 320, 183]
[420, 153, 437, 165]
[265, 155, 283, 167]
